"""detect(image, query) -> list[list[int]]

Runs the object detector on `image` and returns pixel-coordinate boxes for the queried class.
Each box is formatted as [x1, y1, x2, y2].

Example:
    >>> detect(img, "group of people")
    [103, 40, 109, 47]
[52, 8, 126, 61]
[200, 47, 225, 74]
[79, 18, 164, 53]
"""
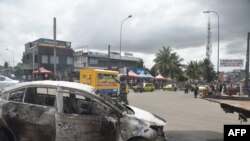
[206, 82, 240, 96]
[184, 81, 241, 98]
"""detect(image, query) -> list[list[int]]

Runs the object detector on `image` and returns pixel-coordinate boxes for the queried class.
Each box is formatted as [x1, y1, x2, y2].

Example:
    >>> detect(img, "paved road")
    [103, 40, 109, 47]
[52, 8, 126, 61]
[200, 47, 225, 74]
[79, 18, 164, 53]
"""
[128, 90, 250, 141]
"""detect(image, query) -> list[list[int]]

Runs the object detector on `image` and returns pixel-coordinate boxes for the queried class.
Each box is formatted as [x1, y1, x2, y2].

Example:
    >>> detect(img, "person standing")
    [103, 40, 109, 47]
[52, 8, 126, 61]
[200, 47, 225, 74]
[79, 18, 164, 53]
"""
[194, 83, 199, 98]
[113, 75, 129, 105]
[119, 76, 129, 104]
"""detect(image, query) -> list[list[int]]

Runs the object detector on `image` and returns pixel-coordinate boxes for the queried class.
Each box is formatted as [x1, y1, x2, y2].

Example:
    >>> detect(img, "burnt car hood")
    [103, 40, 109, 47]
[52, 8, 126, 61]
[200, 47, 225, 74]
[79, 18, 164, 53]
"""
[127, 105, 166, 126]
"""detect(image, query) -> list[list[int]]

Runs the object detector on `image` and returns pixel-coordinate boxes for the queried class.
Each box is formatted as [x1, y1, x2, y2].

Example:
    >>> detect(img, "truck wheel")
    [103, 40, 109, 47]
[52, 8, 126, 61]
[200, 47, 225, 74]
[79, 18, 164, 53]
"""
[0, 130, 9, 141]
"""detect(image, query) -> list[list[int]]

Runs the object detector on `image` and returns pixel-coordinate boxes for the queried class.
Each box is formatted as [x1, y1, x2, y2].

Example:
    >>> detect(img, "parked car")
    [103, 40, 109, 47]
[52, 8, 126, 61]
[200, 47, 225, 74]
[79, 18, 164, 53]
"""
[0, 81, 167, 141]
[0, 75, 19, 90]
[163, 84, 177, 91]
[143, 83, 155, 92]
[132, 84, 143, 92]
[133, 83, 155, 92]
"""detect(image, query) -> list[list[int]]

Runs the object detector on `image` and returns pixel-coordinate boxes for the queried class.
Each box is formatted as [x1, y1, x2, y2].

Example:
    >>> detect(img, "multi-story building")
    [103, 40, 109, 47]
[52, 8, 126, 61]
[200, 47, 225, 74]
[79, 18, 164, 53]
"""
[23, 38, 73, 73]
[73, 51, 141, 71]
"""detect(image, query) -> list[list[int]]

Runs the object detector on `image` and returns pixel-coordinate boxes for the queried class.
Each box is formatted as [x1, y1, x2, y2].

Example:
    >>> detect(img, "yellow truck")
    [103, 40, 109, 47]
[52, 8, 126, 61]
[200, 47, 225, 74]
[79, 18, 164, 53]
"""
[79, 68, 119, 97]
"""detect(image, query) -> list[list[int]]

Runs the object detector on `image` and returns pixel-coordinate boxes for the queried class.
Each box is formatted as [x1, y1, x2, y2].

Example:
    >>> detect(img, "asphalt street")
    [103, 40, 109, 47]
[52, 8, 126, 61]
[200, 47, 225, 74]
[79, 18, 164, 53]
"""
[128, 90, 250, 141]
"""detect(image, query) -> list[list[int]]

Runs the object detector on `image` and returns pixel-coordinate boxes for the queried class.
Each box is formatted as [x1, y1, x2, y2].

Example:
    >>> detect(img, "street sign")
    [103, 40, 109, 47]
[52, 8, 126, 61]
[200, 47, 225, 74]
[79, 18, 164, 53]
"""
[220, 59, 244, 67]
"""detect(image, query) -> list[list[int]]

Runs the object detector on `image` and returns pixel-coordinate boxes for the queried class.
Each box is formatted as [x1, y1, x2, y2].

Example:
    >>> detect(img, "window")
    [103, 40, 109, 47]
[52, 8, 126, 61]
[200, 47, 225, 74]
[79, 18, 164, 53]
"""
[35, 55, 38, 63]
[9, 88, 25, 102]
[62, 91, 84, 114]
[67, 57, 73, 65]
[61, 88, 113, 117]
[24, 87, 56, 107]
[50, 56, 59, 64]
[42, 55, 48, 64]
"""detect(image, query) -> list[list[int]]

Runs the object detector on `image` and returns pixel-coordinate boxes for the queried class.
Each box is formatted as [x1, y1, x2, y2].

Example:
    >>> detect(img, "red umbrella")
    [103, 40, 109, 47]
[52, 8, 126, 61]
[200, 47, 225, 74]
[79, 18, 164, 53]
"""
[32, 67, 52, 74]
[155, 74, 166, 80]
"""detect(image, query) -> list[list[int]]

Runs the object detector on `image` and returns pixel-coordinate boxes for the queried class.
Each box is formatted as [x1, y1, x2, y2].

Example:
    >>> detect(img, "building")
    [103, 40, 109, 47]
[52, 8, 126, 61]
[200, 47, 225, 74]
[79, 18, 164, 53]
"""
[74, 51, 141, 71]
[23, 38, 73, 73]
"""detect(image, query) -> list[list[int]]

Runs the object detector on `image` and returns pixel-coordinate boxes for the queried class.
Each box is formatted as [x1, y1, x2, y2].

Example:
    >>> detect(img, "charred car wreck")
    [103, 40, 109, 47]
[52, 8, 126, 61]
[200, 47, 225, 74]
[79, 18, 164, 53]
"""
[0, 81, 167, 141]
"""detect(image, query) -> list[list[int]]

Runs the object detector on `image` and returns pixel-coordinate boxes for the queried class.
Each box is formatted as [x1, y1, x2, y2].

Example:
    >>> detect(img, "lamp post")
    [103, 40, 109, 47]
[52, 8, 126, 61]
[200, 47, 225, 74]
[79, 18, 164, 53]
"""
[203, 10, 220, 81]
[119, 15, 132, 69]
[5, 48, 14, 71]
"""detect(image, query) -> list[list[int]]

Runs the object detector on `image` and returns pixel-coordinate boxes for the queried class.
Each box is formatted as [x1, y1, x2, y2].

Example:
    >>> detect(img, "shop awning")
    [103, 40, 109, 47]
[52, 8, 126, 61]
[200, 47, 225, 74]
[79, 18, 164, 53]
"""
[138, 72, 147, 78]
[128, 70, 138, 77]
[145, 73, 154, 78]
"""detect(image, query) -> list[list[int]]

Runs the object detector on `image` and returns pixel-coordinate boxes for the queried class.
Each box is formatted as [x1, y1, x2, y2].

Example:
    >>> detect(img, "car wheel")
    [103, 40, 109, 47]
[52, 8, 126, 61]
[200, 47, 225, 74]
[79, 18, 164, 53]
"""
[0, 130, 9, 141]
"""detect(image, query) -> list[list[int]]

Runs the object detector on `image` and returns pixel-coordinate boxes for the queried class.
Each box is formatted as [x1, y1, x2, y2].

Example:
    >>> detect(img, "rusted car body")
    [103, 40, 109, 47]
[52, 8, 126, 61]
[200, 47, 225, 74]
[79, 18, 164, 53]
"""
[0, 81, 167, 141]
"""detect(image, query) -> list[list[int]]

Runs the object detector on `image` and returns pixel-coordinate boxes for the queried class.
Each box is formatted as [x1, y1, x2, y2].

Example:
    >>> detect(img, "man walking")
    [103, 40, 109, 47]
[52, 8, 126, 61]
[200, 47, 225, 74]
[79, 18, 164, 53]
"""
[194, 83, 199, 98]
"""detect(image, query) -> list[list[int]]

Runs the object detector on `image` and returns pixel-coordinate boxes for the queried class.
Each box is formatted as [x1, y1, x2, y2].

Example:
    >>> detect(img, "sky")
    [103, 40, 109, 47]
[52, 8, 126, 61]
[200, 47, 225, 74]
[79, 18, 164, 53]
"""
[0, 0, 249, 72]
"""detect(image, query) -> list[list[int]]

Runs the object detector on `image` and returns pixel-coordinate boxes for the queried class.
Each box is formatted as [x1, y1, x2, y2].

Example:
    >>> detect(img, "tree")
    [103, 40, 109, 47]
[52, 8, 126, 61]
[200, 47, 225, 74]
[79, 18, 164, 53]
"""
[186, 59, 216, 83]
[176, 73, 189, 82]
[151, 46, 183, 80]
[4, 61, 8, 69]
[199, 58, 216, 82]
[185, 61, 200, 82]
[137, 59, 144, 68]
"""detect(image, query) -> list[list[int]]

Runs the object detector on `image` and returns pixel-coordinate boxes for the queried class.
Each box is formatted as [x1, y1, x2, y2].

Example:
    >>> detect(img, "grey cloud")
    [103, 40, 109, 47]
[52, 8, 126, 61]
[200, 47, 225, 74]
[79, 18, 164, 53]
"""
[225, 39, 246, 54]
[0, 0, 250, 66]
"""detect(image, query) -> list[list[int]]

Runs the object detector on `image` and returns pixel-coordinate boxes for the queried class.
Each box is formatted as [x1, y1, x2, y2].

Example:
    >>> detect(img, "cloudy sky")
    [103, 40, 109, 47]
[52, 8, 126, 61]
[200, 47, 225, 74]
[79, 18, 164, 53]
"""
[0, 0, 249, 71]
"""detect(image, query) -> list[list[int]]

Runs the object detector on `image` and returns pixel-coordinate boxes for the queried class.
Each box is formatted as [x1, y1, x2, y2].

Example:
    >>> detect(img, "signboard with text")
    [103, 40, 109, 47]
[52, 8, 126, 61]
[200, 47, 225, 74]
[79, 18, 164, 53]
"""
[220, 59, 244, 67]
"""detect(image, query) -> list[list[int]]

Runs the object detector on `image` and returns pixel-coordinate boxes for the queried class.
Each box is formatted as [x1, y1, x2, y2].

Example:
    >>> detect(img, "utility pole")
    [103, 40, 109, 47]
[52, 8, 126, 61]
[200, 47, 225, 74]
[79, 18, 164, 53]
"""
[108, 44, 111, 70]
[245, 32, 250, 96]
[53, 18, 57, 79]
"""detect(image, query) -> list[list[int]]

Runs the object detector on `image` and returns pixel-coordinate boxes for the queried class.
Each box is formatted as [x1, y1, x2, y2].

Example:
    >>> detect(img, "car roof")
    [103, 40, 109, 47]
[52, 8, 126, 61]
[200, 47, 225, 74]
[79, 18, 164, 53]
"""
[2, 80, 96, 93]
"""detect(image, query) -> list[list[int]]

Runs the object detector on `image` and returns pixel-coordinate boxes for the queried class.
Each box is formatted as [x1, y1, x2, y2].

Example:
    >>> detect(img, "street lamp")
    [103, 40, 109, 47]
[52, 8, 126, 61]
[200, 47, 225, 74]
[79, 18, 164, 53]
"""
[203, 10, 220, 81]
[119, 15, 132, 69]
[5, 48, 14, 69]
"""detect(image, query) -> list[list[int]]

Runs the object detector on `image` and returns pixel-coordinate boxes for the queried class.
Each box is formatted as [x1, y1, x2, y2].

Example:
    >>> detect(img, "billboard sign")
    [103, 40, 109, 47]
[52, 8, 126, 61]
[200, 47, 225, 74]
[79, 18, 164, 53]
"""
[220, 59, 244, 67]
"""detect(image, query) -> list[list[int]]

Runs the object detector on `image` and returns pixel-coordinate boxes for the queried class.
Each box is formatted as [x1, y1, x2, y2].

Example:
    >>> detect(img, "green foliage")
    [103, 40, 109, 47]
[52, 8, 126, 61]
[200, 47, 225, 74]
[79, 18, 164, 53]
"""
[185, 60, 200, 82]
[176, 73, 189, 82]
[4, 61, 8, 68]
[151, 46, 183, 80]
[199, 58, 216, 82]
[137, 59, 144, 68]
[185, 58, 216, 82]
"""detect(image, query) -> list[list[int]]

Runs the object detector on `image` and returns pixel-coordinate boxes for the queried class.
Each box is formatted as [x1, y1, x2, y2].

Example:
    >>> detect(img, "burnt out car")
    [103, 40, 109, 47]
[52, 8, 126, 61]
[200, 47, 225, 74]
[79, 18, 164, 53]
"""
[0, 81, 167, 141]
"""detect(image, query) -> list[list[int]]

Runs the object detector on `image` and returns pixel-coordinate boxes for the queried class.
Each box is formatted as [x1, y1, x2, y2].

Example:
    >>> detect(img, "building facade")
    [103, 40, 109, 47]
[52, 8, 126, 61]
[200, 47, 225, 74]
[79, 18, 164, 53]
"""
[23, 38, 73, 73]
[74, 51, 141, 71]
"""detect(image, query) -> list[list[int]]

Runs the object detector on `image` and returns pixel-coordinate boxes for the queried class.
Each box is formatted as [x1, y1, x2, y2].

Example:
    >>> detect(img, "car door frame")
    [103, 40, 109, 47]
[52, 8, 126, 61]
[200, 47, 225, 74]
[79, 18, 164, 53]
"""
[55, 86, 122, 141]
[2, 86, 56, 141]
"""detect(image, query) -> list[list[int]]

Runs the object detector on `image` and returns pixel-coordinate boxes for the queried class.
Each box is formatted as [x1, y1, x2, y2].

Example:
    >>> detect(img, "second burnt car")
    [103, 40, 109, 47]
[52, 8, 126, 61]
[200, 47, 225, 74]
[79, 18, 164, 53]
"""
[0, 81, 167, 141]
